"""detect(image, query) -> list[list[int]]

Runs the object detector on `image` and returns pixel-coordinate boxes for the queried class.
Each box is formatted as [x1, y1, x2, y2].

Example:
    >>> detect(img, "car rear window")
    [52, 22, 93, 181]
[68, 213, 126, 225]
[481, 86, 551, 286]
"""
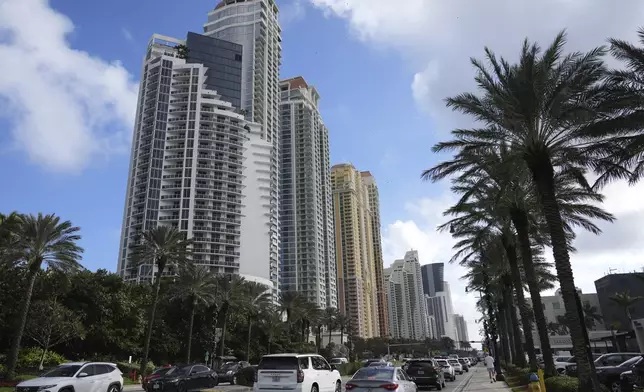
[437, 360, 448, 366]
[353, 368, 394, 380]
[407, 362, 435, 370]
[259, 357, 299, 370]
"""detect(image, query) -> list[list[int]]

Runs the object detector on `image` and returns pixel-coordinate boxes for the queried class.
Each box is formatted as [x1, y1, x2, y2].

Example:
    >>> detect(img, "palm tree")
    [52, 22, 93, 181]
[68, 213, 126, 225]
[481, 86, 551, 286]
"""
[609, 291, 643, 329]
[279, 291, 303, 342]
[215, 274, 245, 356]
[581, 302, 603, 331]
[424, 143, 613, 376]
[129, 225, 192, 376]
[322, 307, 338, 346]
[5, 213, 84, 379]
[429, 32, 623, 390]
[0, 212, 22, 263]
[547, 322, 560, 336]
[175, 44, 189, 60]
[242, 281, 272, 361]
[262, 306, 285, 354]
[172, 264, 218, 363]
[335, 313, 348, 346]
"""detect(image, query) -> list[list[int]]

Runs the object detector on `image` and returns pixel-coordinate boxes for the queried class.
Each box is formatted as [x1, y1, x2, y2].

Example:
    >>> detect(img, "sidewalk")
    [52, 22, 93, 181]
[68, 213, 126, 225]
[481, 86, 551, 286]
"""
[462, 366, 512, 391]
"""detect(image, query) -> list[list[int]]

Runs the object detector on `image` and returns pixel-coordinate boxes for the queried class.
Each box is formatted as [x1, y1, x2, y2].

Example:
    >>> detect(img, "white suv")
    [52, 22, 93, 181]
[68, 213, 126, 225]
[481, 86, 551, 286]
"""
[16, 362, 123, 392]
[254, 354, 342, 392]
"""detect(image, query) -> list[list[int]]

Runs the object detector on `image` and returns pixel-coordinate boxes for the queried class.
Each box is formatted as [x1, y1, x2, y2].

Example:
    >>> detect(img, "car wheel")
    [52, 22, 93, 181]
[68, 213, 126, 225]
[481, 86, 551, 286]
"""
[311, 384, 319, 392]
[435, 381, 442, 391]
[212, 377, 219, 387]
[178, 381, 187, 392]
[107, 384, 120, 392]
[610, 381, 621, 392]
[335, 381, 342, 392]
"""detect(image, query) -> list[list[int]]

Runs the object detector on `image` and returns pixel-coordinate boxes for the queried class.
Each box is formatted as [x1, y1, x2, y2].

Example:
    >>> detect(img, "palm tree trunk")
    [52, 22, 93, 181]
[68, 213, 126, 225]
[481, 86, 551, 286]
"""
[502, 238, 537, 370]
[219, 309, 228, 357]
[531, 162, 600, 391]
[246, 316, 252, 361]
[504, 302, 517, 363]
[328, 326, 332, 346]
[186, 297, 197, 364]
[497, 304, 512, 364]
[6, 270, 38, 379]
[140, 268, 163, 377]
[340, 328, 344, 346]
[502, 276, 525, 367]
[512, 211, 556, 377]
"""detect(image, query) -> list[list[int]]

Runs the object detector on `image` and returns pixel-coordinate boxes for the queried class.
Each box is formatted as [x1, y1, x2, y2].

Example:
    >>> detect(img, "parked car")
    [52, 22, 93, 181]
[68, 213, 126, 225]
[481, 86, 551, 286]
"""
[457, 359, 469, 372]
[364, 359, 386, 367]
[434, 359, 455, 382]
[369, 362, 394, 367]
[554, 356, 575, 375]
[16, 362, 123, 392]
[216, 361, 251, 385]
[590, 355, 644, 392]
[620, 358, 644, 392]
[447, 359, 463, 375]
[566, 353, 643, 377]
[148, 364, 218, 392]
[404, 359, 446, 390]
[143, 366, 173, 391]
[254, 354, 341, 392]
[346, 366, 417, 392]
[330, 358, 348, 365]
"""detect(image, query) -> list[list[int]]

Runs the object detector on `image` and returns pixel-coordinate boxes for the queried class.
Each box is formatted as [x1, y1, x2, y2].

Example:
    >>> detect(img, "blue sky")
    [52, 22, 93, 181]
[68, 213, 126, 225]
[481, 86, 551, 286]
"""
[2, 0, 644, 341]
[0, 0, 441, 273]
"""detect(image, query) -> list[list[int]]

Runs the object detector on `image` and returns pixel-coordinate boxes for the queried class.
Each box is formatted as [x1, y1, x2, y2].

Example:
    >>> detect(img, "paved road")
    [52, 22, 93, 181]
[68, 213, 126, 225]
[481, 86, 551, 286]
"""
[124, 370, 479, 392]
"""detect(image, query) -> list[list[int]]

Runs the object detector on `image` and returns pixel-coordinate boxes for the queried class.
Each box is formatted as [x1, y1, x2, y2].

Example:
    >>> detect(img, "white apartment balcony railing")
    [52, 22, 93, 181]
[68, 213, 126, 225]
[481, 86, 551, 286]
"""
[160, 194, 181, 200]
[170, 98, 189, 104]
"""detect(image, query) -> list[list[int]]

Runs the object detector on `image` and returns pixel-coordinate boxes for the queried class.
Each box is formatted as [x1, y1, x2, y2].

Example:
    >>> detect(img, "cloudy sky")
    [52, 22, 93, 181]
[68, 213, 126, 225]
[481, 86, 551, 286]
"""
[1, 0, 643, 343]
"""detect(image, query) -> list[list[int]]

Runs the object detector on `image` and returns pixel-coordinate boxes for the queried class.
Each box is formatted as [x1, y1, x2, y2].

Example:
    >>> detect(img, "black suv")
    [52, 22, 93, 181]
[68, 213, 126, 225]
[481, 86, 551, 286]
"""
[405, 359, 446, 390]
[216, 361, 251, 385]
[148, 364, 218, 392]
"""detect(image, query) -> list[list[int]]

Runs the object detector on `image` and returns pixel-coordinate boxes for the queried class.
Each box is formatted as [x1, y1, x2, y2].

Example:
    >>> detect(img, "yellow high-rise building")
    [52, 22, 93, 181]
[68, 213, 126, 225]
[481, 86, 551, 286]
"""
[331, 164, 382, 338]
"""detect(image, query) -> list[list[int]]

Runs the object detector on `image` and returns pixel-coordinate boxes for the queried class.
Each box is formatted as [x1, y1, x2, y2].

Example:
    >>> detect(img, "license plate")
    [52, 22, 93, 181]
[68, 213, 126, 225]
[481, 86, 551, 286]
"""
[417, 371, 424, 375]
[153, 385, 160, 390]
[272, 376, 280, 382]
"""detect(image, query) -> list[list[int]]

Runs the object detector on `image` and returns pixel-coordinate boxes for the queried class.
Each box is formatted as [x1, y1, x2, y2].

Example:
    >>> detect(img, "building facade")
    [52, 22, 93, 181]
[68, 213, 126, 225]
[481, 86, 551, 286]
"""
[537, 288, 604, 331]
[361, 171, 389, 337]
[203, 0, 282, 291]
[425, 281, 457, 341]
[421, 263, 445, 297]
[278, 76, 337, 308]
[595, 273, 644, 332]
[454, 314, 469, 347]
[117, 34, 263, 282]
[384, 250, 430, 340]
[331, 164, 379, 338]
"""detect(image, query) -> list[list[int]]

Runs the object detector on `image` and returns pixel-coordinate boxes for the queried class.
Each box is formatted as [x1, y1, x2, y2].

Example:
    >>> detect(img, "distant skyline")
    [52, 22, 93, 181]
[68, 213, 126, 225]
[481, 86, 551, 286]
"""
[1, 0, 644, 344]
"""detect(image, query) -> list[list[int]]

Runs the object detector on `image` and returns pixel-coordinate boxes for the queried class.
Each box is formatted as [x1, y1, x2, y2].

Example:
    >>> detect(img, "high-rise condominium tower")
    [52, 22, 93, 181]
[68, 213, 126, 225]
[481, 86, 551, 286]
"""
[331, 164, 380, 338]
[279, 76, 336, 308]
[454, 314, 469, 347]
[117, 34, 273, 283]
[203, 0, 282, 290]
[384, 250, 430, 340]
[421, 263, 445, 297]
[361, 172, 389, 337]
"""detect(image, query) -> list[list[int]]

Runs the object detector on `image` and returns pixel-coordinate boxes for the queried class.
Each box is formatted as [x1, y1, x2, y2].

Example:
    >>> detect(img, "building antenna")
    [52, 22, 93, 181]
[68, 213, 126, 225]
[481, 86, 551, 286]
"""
[608, 267, 617, 275]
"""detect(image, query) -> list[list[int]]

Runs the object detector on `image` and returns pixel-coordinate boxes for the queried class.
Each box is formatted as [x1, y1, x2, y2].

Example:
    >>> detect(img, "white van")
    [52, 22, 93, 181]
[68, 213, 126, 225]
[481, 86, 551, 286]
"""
[254, 354, 342, 392]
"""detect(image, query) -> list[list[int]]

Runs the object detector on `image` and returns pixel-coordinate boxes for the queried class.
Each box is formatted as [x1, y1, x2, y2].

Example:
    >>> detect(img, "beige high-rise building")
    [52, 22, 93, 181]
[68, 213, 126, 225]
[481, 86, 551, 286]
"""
[331, 164, 381, 338]
[361, 172, 390, 338]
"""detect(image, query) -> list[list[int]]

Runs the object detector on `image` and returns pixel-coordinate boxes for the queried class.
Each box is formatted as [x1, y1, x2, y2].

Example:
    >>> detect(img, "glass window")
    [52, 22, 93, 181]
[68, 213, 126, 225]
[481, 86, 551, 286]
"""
[41, 365, 83, 377]
[192, 365, 209, 373]
[298, 357, 309, 370]
[259, 357, 298, 370]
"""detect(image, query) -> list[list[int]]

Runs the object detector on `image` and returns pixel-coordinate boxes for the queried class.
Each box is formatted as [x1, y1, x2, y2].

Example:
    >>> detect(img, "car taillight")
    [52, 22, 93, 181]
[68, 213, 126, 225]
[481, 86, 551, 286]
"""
[344, 383, 357, 390]
[297, 369, 304, 383]
[379, 383, 399, 391]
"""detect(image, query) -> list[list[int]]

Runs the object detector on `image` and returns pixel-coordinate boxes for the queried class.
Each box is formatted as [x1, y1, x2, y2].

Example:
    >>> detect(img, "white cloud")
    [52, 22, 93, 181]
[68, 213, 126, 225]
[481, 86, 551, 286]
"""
[280, 0, 306, 26]
[121, 27, 134, 42]
[312, 0, 644, 343]
[0, 0, 138, 172]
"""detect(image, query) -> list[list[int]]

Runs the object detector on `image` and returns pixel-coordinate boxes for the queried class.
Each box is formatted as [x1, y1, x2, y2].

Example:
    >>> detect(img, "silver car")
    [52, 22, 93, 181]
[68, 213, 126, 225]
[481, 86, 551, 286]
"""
[345, 366, 417, 392]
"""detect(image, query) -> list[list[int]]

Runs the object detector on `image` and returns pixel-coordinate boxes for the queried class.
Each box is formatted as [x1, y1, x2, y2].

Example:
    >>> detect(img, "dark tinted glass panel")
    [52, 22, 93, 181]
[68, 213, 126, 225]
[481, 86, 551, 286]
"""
[258, 357, 298, 370]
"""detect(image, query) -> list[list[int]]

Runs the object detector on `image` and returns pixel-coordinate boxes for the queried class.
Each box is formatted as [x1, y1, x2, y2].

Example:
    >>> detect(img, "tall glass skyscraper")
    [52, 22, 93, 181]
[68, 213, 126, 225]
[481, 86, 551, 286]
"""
[421, 262, 445, 296]
[203, 0, 282, 290]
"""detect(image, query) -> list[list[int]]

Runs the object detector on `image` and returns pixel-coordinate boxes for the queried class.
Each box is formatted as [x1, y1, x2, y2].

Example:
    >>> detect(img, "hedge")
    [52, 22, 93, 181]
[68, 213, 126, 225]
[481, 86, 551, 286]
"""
[544, 376, 610, 392]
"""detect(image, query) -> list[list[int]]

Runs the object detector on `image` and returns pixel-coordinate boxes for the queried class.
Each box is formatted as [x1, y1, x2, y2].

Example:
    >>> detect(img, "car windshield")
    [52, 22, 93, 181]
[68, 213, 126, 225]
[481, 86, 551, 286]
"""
[458, 359, 466, 363]
[368, 362, 387, 367]
[220, 363, 238, 371]
[153, 368, 171, 376]
[42, 365, 82, 377]
[352, 368, 394, 380]
[166, 366, 191, 376]
[620, 356, 643, 368]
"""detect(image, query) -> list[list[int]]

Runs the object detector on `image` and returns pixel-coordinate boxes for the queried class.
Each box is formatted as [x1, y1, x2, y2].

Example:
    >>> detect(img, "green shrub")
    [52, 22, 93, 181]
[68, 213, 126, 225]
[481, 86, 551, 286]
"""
[17, 348, 66, 370]
[236, 367, 256, 387]
[544, 376, 610, 392]
[337, 362, 363, 376]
